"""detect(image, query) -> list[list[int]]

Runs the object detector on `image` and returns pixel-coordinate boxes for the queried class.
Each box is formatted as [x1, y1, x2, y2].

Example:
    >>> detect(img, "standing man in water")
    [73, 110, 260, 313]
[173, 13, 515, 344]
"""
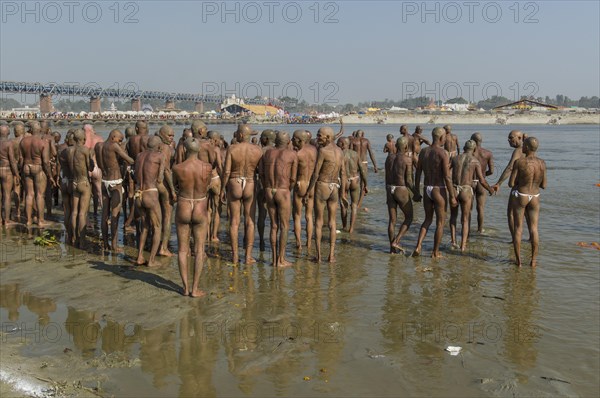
[470, 132, 495, 233]
[69, 130, 94, 248]
[412, 125, 430, 162]
[134, 136, 165, 267]
[493, 130, 526, 241]
[221, 124, 263, 264]
[257, 129, 275, 252]
[292, 129, 317, 252]
[385, 137, 416, 254]
[443, 125, 460, 161]
[338, 137, 366, 233]
[352, 130, 377, 208]
[449, 140, 494, 252]
[308, 127, 346, 263]
[412, 127, 457, 258]
[0, 125, 19, 225]
[155, 125, 177, 257]
[173, 137, 212, 297]
[509, 137, 546, 267]
[58, 131, 75, 243]
[11, 122, 25, 221]
[20, 121, 55, 226]
[83, 122, 104, 216]
[259, 131, 298, 267]
[100, 129, 134, 252]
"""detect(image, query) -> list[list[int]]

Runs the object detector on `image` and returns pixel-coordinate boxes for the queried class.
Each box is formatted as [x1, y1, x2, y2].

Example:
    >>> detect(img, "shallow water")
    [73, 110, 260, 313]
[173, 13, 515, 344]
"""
[1, 123, 599, 397]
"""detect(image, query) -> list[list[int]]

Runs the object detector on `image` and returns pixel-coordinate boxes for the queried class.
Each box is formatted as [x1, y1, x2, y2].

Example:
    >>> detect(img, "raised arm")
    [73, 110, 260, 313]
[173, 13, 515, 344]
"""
[334, 118, 345, 140]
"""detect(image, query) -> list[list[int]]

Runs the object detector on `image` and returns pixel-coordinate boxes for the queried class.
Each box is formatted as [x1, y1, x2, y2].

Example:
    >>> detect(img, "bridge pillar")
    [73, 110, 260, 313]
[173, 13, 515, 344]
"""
[131, 98, 141, 111]
[165, 100, 175, 110]
[90, 97, 101, 113]
[195, 101, 204, 113]
[39, 94, 53, 113]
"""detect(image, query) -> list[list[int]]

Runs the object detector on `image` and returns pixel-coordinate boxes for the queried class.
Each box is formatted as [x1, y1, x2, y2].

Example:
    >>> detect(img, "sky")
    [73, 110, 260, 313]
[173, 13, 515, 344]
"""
[1, 0, 599, 105]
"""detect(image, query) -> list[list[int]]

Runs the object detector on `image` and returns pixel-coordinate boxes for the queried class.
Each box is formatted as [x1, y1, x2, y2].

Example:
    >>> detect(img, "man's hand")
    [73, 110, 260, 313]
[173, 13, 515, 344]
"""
[373, 167, 378, 173]
[363, 186, 369, 195]
[450, 196, 458, 207]
[492, 184, 500, 193]
[413, 192, 422, 202]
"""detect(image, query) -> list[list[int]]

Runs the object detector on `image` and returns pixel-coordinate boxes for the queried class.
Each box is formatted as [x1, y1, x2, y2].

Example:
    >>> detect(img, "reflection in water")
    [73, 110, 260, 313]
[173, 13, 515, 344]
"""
[0, 283, 22, 321]
[139, 323, 178, 389]
[503, 268, 539, 373]
[65, 307, 100, 358]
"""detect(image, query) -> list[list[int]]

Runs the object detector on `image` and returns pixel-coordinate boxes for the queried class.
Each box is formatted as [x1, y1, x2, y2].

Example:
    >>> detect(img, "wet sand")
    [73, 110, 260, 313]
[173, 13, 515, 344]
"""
[1, 124, 599, 397]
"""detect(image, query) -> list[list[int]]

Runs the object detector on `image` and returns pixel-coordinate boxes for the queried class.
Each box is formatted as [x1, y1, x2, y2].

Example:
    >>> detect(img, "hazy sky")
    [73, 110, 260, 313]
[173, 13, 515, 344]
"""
[1, 0, 598, 104]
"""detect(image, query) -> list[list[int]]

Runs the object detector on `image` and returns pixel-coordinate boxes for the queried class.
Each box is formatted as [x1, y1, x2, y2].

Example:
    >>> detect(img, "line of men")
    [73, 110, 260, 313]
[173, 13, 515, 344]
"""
[0, 120, 545, 297]
[383, 124, 546, 267]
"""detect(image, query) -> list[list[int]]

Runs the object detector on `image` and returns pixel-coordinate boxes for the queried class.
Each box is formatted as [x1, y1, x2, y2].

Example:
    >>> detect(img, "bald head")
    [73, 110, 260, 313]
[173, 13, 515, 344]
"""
[158, 124, 174, 144]
[400, 125, 408, 134]
[524, 136, 539, 153]
[432, 127, 445, 142]
[396, 136, 408, 153]
[443, 125, 452, 133]
[338, 137, 350, 149]
[260, 129, 275, 146]
[73, 129, 85, 144]
[470, 132, 482, 144]
[108, 129, 123, 142]
[0, 124, 9, 138]
[464, 139, 476, 153]
[27, 121, 41, 135]
[184, 136, 200, 155]
[147, 135, 162, 150]
[125, 126, 136, 138]
[508, 130, 524, 148]
[236, 123, 253, 142]
[317, 126, 334, 146]
[190, 120, 207, 137]
[13, 122, 25, 137]
[135, 120, 148, 135]
[275, 131, 290, 147]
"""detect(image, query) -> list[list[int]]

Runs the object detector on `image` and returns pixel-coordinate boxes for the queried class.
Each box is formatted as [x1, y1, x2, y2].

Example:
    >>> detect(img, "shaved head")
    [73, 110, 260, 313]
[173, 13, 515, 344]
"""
[470, 132, 482, 144]
[432, 127, 445, 141]
[464, 139, 476, 152]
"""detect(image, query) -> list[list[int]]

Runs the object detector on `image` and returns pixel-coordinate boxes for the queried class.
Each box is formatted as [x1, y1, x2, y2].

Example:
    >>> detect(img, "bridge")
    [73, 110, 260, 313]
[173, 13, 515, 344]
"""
[0, 81, 271, 113]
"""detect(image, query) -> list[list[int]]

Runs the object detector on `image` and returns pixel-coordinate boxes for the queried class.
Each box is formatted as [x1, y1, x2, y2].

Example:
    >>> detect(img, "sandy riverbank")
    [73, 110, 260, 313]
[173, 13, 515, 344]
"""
[339, 112, 600, 125]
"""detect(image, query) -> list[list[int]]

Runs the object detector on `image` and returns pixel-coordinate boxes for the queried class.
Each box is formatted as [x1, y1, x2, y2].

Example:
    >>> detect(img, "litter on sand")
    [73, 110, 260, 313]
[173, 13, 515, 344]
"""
[445, 346, 462, 356]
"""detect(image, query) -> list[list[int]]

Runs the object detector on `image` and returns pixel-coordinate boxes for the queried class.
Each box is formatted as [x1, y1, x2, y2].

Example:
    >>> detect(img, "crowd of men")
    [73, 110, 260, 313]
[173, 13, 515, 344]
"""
[0, 120, 546, 297]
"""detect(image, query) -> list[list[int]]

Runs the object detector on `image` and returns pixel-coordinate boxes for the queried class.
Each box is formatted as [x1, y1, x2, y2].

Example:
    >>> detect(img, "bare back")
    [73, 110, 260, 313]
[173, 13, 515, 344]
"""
[261, 148, 298, 190]
[227, 142, 262, 179]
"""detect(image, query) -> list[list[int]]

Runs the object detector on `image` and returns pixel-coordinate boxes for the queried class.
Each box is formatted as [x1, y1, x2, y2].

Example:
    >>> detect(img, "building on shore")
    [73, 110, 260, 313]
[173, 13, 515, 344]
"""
[493, 99, 559, 112]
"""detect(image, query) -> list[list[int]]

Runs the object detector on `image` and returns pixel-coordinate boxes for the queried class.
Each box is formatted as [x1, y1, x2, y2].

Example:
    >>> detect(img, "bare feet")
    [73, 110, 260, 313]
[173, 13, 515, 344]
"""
[391, 243, 405, 254]
[312, 256, 321, 264]
[246, 257, 257, 265]
[190, 290, 206, 298]
[327, 255, 336, 263]
[134, 257, 146, 266]
[431, 251, 444, 259]
[158, 248, 174, 257]
[211, 236, 220, 242]
[530, 259, 537, 267]
[181, 288, 190, 296]
[411, 248, 421, 257]
[277, 258, 293, 268]
[147, 260, 160, 268]
[112, 246, 124, 254]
